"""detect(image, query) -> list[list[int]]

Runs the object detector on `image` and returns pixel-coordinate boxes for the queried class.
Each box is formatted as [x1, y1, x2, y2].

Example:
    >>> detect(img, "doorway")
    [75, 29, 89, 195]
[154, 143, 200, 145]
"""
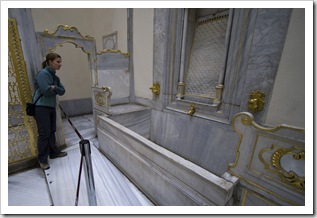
[55, 43, 92, 117]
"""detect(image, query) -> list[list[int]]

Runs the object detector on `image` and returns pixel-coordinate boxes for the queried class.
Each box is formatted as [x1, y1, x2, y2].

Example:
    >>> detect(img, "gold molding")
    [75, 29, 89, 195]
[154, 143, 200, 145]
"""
[97, 49, 129, 57]
[48, 40, 91, 54]
[232, 112, 304, 133]
[43, 24, 94, 40]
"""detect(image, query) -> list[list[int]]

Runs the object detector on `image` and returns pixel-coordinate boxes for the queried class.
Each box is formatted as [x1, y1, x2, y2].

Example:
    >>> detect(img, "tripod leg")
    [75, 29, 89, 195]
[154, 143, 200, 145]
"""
[75, 154, 84, 206]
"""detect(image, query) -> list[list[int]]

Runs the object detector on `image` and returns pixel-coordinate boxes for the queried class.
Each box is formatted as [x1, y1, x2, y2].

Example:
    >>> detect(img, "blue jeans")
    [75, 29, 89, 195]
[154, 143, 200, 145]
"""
[34, 106, 60, 163]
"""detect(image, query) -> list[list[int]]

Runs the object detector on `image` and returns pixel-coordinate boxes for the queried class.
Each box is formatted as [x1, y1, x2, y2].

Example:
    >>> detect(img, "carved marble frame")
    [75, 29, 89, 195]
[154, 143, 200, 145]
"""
[159, 8, 292, 124]
[37, 24, 98, 86]
[36, 24, 113, 137]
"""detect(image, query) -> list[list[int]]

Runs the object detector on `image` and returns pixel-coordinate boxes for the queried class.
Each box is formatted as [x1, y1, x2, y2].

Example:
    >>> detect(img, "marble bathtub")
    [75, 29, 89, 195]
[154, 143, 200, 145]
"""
[97, 106, 236, 206]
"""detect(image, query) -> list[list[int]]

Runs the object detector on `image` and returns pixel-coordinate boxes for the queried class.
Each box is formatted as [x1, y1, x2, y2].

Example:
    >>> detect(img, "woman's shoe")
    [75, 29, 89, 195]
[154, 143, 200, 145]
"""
[50, 151, 67, 159]
[39, 162, 50, 170]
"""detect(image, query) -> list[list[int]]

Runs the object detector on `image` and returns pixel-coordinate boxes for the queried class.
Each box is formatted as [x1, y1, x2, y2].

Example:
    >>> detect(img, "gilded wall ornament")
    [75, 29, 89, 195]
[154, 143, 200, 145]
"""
[270, 146, 305, 190]
[149, 82, 160, 95]
[248, 90, 265, 112]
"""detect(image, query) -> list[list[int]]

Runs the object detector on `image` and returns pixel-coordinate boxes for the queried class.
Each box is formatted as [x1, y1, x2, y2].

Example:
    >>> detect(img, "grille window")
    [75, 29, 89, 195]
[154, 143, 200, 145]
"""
[184, 12, 229, 104]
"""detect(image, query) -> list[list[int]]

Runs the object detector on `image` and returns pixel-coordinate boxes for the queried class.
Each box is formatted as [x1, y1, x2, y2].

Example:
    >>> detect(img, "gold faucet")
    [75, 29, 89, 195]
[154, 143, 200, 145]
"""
[188, 103, 196, 116]
[150, 82, 160, 95]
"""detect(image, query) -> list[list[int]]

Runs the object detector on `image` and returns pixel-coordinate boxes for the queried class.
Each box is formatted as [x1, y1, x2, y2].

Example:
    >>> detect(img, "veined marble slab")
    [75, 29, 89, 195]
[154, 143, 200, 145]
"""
[8, 168, 52, 206]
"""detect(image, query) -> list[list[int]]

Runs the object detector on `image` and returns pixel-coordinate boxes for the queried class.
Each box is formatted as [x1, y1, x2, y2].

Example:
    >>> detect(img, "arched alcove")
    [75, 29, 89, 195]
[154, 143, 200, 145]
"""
[36, 24, 112, 143]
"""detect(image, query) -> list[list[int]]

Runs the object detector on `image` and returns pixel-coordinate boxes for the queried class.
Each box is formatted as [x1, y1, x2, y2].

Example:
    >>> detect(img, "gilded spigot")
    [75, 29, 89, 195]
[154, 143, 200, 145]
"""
[188, 103, 196, 116]
[150, 82, 160, 95]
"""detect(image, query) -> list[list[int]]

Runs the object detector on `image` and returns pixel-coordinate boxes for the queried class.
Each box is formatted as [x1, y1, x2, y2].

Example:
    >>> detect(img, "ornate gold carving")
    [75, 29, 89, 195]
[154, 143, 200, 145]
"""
[150, 82, 160, 95]
[188, 103, 196, 116]
[270, 146, 305, 190]
[248, 90, 265, 112]
[97, 49, 129, 57]
[230, 113, 305, 171]
[48, 40, 91, 54]
[8, 18, 38, 163]
[229, 112, 305, 204]
[95, 92, 105, 107]
[241, 116, 252, 126]
[43, 24, 93, 39]
[293, 151, 305, 160]
[95, 86, 112, 107]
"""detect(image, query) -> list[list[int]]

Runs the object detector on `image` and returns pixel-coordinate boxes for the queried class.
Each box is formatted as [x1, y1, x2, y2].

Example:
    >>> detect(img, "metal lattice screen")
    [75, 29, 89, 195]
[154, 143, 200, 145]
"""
[184, 12, 229, 103]
[8, 18, 38, 164]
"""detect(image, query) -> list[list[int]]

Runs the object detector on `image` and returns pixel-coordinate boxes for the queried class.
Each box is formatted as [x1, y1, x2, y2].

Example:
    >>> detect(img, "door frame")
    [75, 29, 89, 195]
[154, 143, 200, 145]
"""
[36, 24, 99, 144]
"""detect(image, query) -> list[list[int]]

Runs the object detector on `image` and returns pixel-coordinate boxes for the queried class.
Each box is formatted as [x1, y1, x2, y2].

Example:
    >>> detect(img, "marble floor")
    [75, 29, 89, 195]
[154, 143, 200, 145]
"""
[8, 114, 154, 206]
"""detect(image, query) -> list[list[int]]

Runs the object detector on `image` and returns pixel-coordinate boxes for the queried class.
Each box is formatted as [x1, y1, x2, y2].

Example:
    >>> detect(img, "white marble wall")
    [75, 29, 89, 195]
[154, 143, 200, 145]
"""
[148, 8, 293, 178]
[150, 109, 238, 176]
[97, 70, 130, 99]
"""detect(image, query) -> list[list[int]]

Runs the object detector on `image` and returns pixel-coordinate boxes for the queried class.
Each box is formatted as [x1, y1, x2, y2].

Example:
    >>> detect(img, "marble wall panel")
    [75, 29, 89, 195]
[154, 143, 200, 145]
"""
[150, 109, 239, 176]
[109, 112, 150, 139]
[239, 8, 292, 124]
[153, 9, 170, 95]
[97, 52, 129, 71]
[97, 70, 130, 99]
[60, 98, 93, 117]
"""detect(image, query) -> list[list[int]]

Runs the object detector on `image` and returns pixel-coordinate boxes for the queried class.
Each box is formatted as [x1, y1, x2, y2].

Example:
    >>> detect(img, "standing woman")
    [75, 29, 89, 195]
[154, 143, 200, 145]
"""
[33, 53, 67, 170]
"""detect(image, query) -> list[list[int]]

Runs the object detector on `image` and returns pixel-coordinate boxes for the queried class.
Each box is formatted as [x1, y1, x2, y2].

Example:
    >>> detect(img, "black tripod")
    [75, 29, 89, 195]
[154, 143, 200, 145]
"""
[59, 105, 97, 206]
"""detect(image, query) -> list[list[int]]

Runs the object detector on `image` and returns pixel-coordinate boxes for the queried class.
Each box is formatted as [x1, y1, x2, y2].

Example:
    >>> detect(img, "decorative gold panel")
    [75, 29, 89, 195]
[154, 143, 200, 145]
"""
[261, 145, 305, 190]
[8, 18, 38, 164]
[92, 86, 112, 114]
[229, 112, 305, 205]
[95, 92, 105, 107]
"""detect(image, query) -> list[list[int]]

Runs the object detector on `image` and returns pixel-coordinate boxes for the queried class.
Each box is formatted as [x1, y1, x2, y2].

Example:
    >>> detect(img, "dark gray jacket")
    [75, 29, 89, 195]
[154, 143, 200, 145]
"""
[33, 66, 65, 107]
